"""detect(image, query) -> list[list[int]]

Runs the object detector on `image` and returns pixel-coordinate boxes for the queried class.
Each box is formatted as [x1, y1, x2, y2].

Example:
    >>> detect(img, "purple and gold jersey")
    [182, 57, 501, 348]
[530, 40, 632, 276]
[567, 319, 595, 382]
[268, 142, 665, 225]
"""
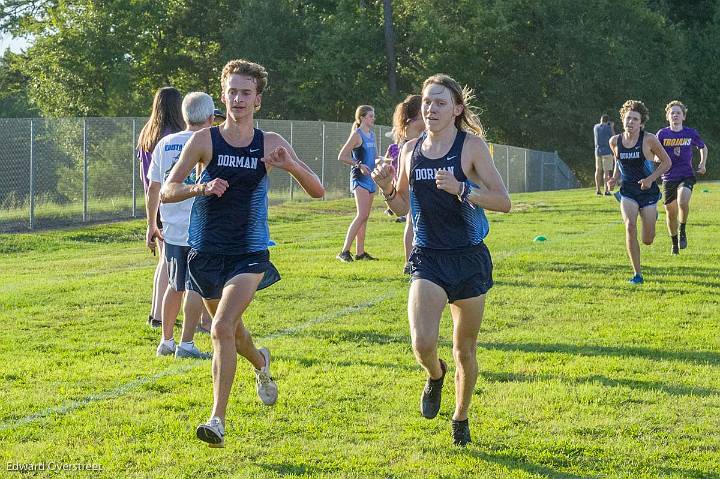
[657, 127, 705, 182]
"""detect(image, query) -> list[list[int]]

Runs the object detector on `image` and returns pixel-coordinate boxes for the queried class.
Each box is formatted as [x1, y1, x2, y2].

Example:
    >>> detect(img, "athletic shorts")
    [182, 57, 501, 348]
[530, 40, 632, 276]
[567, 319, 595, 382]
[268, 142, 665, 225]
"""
[663, 176, 696, 205]
[187, 249, 281, 300]
[595, 154, 614, 172]
[164, 242, 191, 292]
[619, 183, 661, 209]
[351, 177, 377, 194]
[407, 243, 493, 303]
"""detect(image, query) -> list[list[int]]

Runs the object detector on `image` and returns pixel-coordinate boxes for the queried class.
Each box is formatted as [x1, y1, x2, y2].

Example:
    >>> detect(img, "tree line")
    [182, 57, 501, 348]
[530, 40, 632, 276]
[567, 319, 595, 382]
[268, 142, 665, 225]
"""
[1, 0, 718, 183]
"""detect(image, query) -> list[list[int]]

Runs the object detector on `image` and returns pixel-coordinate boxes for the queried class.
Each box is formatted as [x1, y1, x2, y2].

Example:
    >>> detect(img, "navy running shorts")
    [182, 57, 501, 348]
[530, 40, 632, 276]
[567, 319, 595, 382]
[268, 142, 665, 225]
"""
[619, 183, 661, 209]
[407, 243, 493, 303]
[663, 176, 696, 205]
[187, 249, 281, 300]
[164, 242, 191, 292]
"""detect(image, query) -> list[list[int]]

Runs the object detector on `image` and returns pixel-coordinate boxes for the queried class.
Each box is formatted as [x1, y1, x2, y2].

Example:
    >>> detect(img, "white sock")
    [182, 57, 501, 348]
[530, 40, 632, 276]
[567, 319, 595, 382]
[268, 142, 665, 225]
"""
[161, 338, 175, 348]
[179, 341, 194, 350]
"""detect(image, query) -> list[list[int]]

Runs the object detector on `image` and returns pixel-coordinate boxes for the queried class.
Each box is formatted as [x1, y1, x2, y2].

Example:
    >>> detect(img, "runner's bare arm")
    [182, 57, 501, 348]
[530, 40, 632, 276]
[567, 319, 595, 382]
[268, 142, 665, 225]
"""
[338, 131, 366, 173]
[646, 134, 671, 181]
[464, 136, 511, 213]
[161, 130, 227, 203]
[607, 135, 620, 189]
[373, 139, 414, 216]
[263, 132, 325, 198]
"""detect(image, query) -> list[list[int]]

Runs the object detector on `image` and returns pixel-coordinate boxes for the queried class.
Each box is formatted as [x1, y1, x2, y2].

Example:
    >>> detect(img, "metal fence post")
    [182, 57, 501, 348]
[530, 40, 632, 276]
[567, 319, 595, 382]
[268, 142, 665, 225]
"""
[524, 149, 528, 192]
[377, 126, 383, 157]
[29, 119, 35, 230]
[132, 119, 136, 217]
[506, 145, 510, 193]
[83, 118, 88, 222]
[289, 121, 294, 201]
[321, 122, 326, 200]
[540, 152, 545, 190]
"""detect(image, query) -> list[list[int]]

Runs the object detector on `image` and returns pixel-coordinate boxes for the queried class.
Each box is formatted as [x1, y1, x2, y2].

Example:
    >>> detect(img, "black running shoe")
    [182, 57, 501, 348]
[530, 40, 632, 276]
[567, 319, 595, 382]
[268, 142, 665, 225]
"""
[147, 314, 162, 328]
[671, 244, 679, 255]
[451, 419, 471, 446]
[420, 359, 447, 419]
[336, 251, 353, 262]
[679, 231, 687, 249]
[355, 252, 377, 261]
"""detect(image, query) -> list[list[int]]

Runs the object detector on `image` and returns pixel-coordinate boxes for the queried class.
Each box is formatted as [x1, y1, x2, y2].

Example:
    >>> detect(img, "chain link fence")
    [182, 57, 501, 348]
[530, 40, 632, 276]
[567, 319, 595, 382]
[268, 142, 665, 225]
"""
[0, 118, 579, 232]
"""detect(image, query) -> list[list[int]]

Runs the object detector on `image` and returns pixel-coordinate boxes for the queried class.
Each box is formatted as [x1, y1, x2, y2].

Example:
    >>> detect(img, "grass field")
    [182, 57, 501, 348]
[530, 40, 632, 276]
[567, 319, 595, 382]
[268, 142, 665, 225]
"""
[1, 184, 719, 478]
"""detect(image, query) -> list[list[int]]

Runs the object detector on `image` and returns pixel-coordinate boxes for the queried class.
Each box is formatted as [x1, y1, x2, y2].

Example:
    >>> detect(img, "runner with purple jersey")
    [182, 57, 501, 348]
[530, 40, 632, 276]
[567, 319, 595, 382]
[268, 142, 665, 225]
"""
[656, 101, 709, 254]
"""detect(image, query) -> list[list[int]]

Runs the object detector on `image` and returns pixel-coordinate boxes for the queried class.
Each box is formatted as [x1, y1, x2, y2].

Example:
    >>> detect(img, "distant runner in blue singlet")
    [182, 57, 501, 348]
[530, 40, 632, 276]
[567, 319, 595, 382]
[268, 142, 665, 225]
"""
[161, 59, 324, 448]
[337, 105, 379, 262]
[372, 74, 510, 447]
[607, 100, 671, 284]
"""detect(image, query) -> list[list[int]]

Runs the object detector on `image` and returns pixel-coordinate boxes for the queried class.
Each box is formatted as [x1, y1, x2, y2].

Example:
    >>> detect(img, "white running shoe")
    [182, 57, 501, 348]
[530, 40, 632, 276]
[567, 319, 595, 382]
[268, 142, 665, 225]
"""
[254, 347, 278, 405]
[196, 416, 225, 448]
[175, 342, 212, 359]
[156, 341, 175, 357]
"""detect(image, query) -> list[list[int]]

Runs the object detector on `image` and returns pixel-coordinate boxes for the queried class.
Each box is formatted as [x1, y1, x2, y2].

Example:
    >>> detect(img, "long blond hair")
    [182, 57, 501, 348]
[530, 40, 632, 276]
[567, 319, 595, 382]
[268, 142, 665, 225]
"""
[352, 105, 374, 131]
[137, 87, 184, 153]
[391, 95, 422, 143]
[422, 74, 485, 137]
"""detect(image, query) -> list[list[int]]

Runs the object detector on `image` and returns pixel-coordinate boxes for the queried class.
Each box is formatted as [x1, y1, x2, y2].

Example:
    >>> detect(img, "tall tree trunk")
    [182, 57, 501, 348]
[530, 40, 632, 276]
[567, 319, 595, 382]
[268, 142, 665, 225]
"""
[383, 0, 398, 98]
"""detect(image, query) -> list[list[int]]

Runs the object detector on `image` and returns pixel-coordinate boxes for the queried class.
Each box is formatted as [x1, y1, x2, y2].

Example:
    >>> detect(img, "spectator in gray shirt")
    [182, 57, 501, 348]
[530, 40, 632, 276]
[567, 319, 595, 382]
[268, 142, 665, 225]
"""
[594, 114, 614, 195]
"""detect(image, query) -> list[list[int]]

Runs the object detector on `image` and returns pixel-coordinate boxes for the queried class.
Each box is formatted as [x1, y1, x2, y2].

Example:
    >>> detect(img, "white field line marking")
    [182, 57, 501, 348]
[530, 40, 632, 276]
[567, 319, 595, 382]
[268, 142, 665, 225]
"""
[0, 218, 620, 432]
[0, 293, 394, 432]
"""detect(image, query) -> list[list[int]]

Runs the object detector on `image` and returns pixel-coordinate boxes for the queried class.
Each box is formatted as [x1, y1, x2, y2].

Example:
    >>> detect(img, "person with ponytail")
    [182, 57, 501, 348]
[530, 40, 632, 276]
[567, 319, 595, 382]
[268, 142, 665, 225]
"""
[372, 74, 510, 446]
[385, 95, 424, 270]
[337, 105, 379, 262]
[137, 87, 185, 328]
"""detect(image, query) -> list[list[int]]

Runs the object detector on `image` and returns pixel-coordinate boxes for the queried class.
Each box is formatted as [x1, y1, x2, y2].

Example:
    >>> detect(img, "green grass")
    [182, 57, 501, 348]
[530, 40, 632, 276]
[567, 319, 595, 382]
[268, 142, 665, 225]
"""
[1, 184, 719, 478]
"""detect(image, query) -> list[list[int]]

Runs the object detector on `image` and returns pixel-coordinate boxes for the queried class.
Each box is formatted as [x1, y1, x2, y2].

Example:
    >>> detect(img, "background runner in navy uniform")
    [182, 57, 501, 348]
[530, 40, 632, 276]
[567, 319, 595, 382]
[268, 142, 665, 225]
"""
[656, 100, 709, 254]
[373, 74, 510, 446]
[337, 105, 379, 262]
[161, 59, 324, 448]
[607, 100, 671, 284]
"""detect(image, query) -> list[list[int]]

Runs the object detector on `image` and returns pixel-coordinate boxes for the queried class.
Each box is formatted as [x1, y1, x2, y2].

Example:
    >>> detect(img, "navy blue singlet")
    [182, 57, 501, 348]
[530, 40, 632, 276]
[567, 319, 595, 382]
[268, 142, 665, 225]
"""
[188, 127, 270, 255]
[615, 130, 660, 200]
[409, 131, 489, 249]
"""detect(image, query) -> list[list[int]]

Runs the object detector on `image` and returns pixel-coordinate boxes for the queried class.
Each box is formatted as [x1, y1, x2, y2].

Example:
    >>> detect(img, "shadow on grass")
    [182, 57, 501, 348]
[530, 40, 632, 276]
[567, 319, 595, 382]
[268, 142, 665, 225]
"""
[451, 447, 593, 479]
[295, 329, 409, 346]
[478, 341, 720, 366]
[282, 353, 418, 373]
[259, 462, 327, 477]
[480, 371, 719, 397]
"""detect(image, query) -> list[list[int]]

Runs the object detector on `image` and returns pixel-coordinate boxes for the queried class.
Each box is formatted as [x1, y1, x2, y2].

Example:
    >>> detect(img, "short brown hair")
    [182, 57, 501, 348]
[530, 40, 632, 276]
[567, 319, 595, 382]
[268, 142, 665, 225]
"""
[221, 59, 268, 94]
[619, 100, 649, 125]
[665, 100, 687, 117]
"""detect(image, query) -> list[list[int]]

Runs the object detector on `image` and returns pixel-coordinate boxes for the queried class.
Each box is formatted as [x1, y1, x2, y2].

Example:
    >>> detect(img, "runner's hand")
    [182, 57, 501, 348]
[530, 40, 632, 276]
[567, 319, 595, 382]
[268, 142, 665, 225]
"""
[697, 164, 706, 175]
[371, 160, 395, 190]
[606, 177, 617, 190]
[638, 177, 653, 190]
[205, 178, 229, 197]
[146, 225, 164, 252]
[262, 146, 295, 171]
[436, 169, 461, 195]
[359, 164, 371, 176]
